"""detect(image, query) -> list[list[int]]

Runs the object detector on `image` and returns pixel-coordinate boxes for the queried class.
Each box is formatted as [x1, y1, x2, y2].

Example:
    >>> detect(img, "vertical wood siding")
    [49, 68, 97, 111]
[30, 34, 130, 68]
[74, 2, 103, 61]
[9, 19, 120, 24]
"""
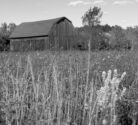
[10, 19, 76, 51]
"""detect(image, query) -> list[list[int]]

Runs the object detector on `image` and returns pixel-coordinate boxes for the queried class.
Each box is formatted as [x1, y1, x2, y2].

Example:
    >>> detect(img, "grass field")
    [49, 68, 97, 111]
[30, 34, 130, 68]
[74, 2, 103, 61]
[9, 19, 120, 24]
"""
[0, 50, 138, 125]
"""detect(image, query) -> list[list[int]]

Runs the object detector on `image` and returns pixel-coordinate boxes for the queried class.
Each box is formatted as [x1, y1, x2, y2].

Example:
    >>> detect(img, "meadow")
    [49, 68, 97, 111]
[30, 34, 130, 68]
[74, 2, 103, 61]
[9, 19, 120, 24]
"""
[0, 50, 138, 125]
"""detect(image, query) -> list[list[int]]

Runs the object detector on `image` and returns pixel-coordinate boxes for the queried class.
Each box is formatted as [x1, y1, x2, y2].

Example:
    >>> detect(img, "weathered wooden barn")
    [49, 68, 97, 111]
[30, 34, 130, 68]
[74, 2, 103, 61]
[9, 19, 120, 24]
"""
[9, 17, 76, 51]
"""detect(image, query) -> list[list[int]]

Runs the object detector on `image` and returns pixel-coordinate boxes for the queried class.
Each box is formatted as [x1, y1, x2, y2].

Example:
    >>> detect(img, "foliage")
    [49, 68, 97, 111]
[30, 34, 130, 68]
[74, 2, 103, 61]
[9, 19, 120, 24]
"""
[81, 6, 110, 50]
[134, 26, 138, 38]
[82, 6, 103, 27]
[0, 37, 10, 51]
[76, 23, 138, 51]
[96, 69, 126, 125]
[80, 5, 138, 51]
[75, 25, 110, 50]
[0, 22, 16, 51]
[106, 26, 131, 50]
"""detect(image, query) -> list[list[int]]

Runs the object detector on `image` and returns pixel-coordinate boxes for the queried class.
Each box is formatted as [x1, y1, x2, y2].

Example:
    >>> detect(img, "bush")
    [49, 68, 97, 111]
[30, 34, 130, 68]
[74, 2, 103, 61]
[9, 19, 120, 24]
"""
[0, 37, 10, 51]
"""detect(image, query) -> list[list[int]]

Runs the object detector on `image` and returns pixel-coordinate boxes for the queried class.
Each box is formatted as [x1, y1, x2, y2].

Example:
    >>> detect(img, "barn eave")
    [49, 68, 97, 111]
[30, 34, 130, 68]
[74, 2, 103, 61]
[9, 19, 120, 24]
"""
[10, 35, 49, 39]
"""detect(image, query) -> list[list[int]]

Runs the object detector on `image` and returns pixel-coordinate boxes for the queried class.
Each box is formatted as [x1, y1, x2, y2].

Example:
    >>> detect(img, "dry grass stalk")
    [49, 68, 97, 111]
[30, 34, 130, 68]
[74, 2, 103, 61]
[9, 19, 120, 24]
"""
[0, 51, 130, 125]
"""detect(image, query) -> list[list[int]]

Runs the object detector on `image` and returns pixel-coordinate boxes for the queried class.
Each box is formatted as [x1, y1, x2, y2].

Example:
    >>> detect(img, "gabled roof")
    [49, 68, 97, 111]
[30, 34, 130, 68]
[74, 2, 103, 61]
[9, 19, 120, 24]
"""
[10, 17, 72, 39]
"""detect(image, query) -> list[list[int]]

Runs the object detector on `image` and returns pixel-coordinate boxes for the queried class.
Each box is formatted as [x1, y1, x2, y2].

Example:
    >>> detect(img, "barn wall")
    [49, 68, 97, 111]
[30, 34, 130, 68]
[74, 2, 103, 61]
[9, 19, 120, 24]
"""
[49, 19, 76, 50]
[10, 37, 49, 51]
[10, 18, 76, 51]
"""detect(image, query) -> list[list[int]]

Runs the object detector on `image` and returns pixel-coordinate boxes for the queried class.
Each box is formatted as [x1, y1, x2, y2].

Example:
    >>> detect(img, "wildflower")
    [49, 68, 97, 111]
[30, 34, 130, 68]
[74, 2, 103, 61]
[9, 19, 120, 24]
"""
[136, 100, 138, 103]
[120, 87, 126, 98]
[113, 115, 117, 123]
[84, 103, 89, 110]
[102, 70, 111, 87]
[102, 58, 105, 61]
[97, 69, 126, 110]
[102, 71, 106, 82]
[97, 86, 110, 107]
[116, 55, 121, 60]
[105, 70, 112, 85]
[111, 70, 126, 91]
[102, 119, 107, 125]
[121, 72, 126, 80]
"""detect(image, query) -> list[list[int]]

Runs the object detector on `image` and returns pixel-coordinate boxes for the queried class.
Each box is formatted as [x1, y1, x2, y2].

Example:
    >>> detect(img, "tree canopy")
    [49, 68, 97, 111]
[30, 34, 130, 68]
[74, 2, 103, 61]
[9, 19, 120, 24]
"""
[82, 6, 103, 27]
[0, 22, 16, 51]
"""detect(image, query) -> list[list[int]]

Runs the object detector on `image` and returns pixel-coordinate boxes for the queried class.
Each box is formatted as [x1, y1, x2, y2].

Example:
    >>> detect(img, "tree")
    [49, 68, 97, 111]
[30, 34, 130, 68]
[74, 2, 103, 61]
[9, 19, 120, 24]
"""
[124, 27, 137, 51]
[102, 24, 112, 32]
[0, 22, 8, 38]
[0, 22, 16, 51]
[8, 23, 16, 36]
[134, 26, 138, 42]
[81, 6, 104, 50]
[109, 25, 131, 50]
[82, 6, 103, 27]
[0, 22, 16, 38]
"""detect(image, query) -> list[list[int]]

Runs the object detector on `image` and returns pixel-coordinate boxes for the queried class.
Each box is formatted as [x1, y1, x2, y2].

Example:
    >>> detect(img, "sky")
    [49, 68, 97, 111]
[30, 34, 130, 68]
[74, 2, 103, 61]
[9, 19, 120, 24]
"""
[0, 0, 138, 28]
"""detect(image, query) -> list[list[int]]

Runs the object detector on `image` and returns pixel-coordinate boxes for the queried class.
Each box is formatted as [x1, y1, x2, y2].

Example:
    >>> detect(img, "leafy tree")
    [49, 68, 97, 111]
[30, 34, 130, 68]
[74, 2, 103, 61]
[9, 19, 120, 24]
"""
[124, 27, 137, 50]
[82, 6, 103, 27]
[0, 22, 16, 51]
[76, 25, 109, 50]
[8, 23, 16, 36]
[133, 26, 138, 46]
[109, 25, 131, 50]
[0, 22, 16, 38]
[74, 26, 90, 50]
[102, 24, 112, 32]
[81, 6, 103, 50]
[0, 23, 9, 38]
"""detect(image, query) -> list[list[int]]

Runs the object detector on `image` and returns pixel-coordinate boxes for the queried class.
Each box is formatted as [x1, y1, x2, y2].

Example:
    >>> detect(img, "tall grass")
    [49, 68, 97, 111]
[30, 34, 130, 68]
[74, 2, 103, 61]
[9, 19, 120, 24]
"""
[0, 50, 138, 125]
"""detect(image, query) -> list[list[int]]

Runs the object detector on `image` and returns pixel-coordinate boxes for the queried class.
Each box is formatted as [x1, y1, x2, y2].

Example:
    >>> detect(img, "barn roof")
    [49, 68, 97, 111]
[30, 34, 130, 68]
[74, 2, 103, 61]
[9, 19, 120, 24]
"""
[10, 17, 72, 39]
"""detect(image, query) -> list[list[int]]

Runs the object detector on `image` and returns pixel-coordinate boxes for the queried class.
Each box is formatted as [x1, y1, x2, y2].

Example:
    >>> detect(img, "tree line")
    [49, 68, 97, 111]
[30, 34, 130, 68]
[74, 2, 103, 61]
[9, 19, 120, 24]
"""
[74, 6, 138, 51]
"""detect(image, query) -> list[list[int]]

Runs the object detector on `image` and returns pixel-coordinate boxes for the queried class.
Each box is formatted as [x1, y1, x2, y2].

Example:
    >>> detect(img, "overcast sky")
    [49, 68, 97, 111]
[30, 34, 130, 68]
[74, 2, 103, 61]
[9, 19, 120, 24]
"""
[0, 0, 138, 28]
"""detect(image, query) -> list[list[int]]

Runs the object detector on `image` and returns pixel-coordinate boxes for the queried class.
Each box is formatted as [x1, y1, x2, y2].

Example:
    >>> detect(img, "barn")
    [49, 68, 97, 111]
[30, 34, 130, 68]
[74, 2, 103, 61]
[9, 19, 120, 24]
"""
[9, 17, 76, 51]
